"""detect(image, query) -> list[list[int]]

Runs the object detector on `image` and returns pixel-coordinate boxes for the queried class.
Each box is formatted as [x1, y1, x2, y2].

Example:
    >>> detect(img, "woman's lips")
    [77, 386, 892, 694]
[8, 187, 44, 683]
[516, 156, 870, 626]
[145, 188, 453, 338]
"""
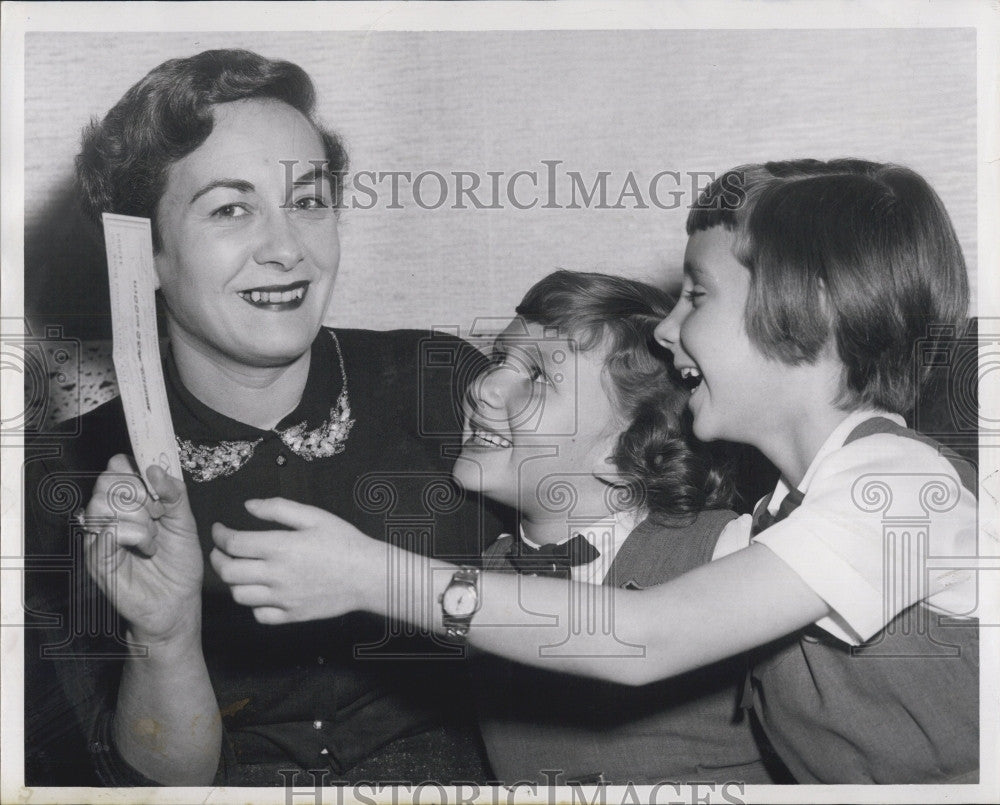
[238, 281, 309, 309]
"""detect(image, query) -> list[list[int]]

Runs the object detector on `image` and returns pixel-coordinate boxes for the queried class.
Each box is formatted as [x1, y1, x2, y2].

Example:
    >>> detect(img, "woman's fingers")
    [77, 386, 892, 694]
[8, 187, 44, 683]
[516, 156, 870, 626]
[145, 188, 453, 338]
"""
[244, 497, 329, 530]
[83, 529, 113, 585]
[208, 549, 286, 613]
[84, 520, 156, 582]
[209, 547, 268, 586]
[146, 464, 184, 503]
[106, 453, 138, 475]
[145, 465, 195, 527]
[115, 520, 158, 557]
[85, 455, 149, 521]
[229, 584, 275, 608]
[211, 522, 275, 559]
[251, 607, 289, 626]
[82, 457, 159, 564]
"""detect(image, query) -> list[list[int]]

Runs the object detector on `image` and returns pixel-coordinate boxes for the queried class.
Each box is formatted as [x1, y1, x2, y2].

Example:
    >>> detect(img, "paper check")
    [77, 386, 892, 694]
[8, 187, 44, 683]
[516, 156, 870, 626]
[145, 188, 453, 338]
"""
[102, 213, 182, 498]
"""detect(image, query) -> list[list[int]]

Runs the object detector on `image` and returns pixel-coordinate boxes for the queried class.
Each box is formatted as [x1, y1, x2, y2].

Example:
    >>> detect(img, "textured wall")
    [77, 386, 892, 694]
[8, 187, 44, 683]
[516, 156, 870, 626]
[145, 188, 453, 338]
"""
[24, 29, 977, 338]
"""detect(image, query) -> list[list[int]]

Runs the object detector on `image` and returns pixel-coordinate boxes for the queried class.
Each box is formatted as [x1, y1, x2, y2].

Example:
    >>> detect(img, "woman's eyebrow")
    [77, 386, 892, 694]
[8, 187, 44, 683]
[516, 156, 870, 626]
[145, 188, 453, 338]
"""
[189, 179, 255, 204]
[291, 165, 334, 188]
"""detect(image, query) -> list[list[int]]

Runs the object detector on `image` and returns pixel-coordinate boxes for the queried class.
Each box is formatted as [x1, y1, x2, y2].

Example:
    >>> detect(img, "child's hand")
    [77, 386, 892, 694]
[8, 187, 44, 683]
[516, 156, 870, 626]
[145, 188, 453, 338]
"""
[210, 498, 386, 625]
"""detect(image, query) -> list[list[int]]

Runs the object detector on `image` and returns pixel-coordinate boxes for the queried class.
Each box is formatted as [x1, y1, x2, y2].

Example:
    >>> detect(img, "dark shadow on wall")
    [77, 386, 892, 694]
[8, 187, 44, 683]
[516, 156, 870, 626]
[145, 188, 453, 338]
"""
[25, 176, 111, 341]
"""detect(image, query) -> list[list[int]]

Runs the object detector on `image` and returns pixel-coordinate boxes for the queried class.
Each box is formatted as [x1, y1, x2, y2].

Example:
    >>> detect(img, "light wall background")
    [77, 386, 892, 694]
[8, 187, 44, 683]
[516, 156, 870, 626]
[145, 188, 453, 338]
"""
[24, 29, 977, 338]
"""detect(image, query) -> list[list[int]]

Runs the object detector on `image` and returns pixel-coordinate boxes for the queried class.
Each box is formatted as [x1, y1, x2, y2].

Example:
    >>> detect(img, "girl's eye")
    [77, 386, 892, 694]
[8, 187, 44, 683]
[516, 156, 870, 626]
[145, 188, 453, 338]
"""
[526, 364, 549, 385]
[487, 348, 547, 384]
[212, 203, 250, 219]
[683, 288, 706, 305]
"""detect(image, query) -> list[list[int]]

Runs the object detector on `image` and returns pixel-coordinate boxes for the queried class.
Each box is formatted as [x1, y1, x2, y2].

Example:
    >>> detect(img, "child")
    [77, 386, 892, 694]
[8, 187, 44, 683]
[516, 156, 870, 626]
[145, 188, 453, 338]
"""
[454, 270, 775, 785]
[211, 159, 979, 784]
[649, 158, 979, 783]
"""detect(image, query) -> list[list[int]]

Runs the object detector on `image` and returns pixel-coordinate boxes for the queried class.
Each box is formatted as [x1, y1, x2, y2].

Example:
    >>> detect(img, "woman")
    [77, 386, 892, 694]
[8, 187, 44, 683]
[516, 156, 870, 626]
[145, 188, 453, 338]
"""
[24, 49, 498, 787]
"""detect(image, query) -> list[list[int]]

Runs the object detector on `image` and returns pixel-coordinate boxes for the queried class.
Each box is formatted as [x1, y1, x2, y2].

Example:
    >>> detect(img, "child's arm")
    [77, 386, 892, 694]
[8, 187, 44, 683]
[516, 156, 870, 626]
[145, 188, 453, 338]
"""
[211, 497, 829, 685]
[477, 540, 829, 684]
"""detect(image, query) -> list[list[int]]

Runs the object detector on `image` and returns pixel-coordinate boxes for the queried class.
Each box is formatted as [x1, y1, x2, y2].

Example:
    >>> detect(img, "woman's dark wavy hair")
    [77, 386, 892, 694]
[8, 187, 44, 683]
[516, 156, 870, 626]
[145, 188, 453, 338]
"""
[515, 270, 735, 522]
[75, 49, 348, 250]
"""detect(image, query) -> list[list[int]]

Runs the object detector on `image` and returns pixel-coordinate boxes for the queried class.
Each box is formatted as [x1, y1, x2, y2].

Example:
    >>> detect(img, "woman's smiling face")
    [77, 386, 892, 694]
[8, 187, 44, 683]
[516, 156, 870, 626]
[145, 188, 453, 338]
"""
[153, 98, 340, 370]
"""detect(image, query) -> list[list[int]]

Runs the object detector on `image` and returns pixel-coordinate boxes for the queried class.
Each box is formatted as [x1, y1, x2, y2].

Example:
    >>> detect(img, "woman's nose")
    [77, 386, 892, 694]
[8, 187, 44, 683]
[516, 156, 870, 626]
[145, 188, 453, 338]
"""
[253, 211, 304, 270]
[654, 306, 682, 349]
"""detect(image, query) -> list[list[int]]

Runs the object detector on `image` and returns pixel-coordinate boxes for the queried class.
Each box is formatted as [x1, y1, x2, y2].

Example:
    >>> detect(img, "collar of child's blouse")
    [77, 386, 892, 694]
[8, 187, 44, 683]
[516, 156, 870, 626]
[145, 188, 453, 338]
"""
[766, 408, 905, 515]
[506, 507, 643, 584]
[515, 508, 640, 548]
[164, 328, 344, 443]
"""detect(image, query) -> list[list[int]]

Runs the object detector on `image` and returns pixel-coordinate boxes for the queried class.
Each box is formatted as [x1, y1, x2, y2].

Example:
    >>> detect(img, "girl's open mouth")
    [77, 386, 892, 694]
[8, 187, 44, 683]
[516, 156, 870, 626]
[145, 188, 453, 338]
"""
[238, 280, 309, 310]
[465, 427, 513, 450]
[679, 366, 703, 392]
[472, 429, 512, 449]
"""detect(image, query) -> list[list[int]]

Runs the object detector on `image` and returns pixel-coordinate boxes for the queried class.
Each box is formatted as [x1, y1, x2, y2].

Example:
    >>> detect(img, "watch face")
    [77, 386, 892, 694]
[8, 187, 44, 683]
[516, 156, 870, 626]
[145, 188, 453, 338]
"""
[442, 583, 478, 617]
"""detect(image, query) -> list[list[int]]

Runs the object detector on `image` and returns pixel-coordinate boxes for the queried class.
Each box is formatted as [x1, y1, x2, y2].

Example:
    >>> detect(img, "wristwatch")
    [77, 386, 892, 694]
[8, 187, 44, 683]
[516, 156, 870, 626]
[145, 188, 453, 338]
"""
[438, 567, 481, 640]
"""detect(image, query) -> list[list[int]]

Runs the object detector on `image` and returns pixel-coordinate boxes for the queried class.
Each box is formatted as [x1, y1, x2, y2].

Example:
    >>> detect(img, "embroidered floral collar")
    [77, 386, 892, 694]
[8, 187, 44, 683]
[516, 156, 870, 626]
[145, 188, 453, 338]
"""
[176, 331, 355, 483]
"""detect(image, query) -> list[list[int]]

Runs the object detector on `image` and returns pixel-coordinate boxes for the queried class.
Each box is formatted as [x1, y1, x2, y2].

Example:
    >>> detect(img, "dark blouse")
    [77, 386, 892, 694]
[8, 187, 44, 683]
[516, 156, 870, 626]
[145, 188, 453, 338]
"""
[24, 328, 504, 786]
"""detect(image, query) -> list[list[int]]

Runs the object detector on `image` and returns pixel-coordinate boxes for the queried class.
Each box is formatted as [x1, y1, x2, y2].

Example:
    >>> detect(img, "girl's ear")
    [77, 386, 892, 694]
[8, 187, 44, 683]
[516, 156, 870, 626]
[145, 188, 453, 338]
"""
[592, 453, 623, 485]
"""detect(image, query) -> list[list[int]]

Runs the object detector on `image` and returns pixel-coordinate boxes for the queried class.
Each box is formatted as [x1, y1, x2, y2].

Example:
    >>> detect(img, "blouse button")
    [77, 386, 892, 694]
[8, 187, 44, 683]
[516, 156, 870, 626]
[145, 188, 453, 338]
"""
[276, 454, 288, 467]
[313, 720, 323, 730]
[317, 656, 325, 665]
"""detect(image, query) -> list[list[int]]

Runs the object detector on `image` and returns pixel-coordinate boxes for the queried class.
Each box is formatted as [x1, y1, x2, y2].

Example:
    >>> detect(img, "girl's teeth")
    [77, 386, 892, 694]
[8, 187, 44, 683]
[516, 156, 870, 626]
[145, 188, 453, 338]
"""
[678, 366, 703, 391]
[473, 429, 511, 449]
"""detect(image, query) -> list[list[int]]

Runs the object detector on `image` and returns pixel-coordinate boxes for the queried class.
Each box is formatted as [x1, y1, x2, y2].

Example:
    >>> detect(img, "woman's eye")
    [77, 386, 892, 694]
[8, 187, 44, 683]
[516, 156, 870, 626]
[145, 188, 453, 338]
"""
[293, 196, 329, 210]
[212, 203, 250, 219]
[683, 288, 706, 305]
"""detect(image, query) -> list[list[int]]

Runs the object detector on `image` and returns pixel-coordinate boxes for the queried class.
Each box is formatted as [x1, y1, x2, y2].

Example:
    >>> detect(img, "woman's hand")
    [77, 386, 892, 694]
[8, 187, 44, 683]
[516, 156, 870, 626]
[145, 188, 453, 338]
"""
[83, 454, 203, 645]
[210, 498, 387, 625]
